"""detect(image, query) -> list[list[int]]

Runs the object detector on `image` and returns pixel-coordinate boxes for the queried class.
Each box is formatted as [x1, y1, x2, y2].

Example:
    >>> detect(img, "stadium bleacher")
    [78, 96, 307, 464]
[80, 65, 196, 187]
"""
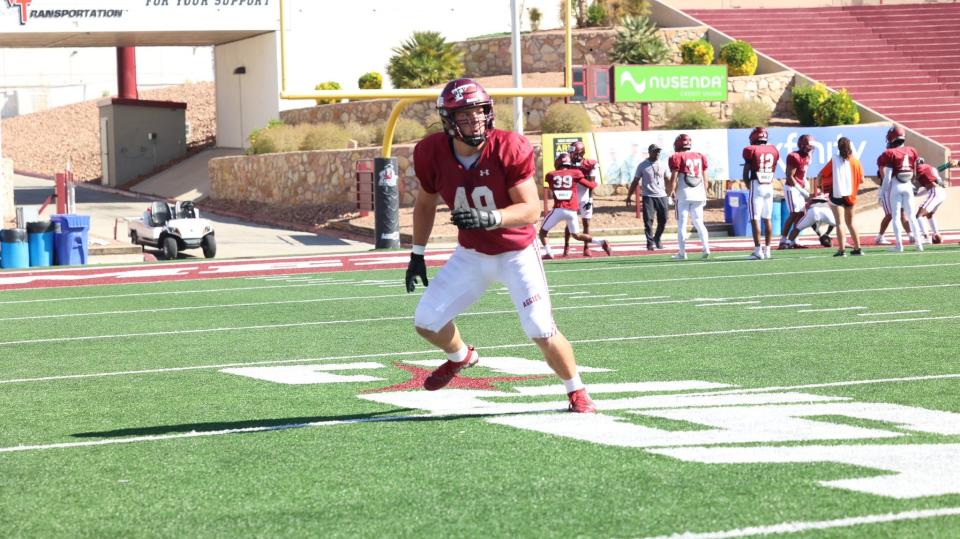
[687, 3, 960, 181]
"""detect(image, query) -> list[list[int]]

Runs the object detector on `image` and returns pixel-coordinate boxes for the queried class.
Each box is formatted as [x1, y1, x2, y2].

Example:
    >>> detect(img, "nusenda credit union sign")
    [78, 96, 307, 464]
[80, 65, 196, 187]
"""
[613, 65, 728, 103]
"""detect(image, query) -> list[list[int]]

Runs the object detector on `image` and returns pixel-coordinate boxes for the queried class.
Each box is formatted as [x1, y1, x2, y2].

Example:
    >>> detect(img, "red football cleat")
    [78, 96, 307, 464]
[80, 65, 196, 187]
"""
[567, 388, 597, 413]
[601, 240, 612, 256]
[423, 347, 478, 391]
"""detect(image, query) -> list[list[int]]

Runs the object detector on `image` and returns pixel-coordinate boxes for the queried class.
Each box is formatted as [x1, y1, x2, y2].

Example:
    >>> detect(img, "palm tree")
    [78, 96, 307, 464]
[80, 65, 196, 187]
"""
[387, 31, 464, 89]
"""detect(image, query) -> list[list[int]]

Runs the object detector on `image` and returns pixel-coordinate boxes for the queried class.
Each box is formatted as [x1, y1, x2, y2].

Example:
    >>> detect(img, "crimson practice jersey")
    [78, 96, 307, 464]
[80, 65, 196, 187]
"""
[546, 168, 596, 211]
[786, 151, 811, 188]
[668, 151, 708, 185]
[743, 144, 780, 183]
[413, 129, 536, 255]
[877, 146, 919, 181]
[916, 163, 941, 188]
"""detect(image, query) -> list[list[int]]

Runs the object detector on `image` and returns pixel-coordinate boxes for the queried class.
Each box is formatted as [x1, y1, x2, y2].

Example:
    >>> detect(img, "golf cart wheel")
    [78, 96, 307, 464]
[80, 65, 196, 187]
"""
[130, 231, 139, 245]
[162, 236, 179, 260]
[201, 235, 217, 259]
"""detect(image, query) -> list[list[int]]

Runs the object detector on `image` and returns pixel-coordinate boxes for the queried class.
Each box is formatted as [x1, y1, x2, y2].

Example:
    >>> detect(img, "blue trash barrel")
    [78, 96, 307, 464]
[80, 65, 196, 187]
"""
[724, 189, 749, 224]
[732, 205, 751, 237]
[51, 214, 91, 266]
[1, 228, 29, 269]
[27, 221, 58, 267]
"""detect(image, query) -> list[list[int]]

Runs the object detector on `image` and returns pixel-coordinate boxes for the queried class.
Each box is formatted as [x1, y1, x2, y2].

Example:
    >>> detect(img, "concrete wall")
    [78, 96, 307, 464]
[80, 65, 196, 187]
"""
[214, 33, 280, 150]
[98, 101, 187, 187]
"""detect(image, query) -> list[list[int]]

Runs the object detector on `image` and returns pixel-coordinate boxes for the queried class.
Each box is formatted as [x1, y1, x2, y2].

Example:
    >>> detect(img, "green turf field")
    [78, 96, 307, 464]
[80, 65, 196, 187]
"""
[2, 247, 959, 538]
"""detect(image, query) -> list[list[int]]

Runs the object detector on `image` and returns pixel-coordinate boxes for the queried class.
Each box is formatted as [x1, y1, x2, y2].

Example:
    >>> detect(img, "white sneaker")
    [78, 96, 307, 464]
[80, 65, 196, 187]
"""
[875, 235, 891, 245]
[763, 246, 772, 259]
[917, 243, 924, 252]
[701, 250, 710, 259]
[671, 252, 687, 260]
[749, 250, 763, 260]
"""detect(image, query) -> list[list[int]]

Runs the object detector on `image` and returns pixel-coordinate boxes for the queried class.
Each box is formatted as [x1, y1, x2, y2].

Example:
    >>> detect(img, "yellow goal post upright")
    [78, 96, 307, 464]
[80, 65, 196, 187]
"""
[277, 0, 575, 158]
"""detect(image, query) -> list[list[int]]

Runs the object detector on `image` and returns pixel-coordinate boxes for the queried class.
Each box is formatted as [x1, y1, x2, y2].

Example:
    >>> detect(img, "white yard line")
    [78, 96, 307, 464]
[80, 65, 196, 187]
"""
[608, 295, 671, 302]
[858, 310, 930, 317]
[747, 304, 812, 310]
[5, 316, 960, 385]
[797, 306, 867, 313]
[643, 507, 960, 539]
[695, 301, 761, 307]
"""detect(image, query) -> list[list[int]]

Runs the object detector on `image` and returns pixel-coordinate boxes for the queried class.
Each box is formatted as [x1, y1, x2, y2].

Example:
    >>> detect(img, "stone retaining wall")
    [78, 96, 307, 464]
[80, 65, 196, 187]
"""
[460, 27, 708, 77]
[209, 144, 549, 209]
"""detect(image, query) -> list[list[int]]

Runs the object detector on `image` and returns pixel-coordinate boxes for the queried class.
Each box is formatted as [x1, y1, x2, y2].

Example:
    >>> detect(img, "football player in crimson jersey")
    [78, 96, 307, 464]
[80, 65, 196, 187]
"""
[666, 134, 711, 260]
[784, 194, 836, 248]
[742, 127, 780, 259]
[877, 125, 923, 252]
[404, 78, 596, 413]
[780, 134, 816, 249]
[540, 153, 612, 259]
[562, 140, 601, 257]
[913, 157, 952, 244]
[874, 126, 914, 245]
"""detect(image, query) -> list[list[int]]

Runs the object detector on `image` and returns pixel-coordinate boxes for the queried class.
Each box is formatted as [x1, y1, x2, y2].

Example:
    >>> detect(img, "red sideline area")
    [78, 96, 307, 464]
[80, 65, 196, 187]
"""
[0, 234, 956, 291]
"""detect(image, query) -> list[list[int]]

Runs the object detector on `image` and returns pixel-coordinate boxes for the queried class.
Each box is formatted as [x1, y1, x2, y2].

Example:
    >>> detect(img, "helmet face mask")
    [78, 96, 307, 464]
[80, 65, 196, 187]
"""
[674, 134, 692, 152]
[749, 127, 768, 145]
[886, 125, 906, 148]
[437, 78, 495, 147]
[567, 141, 586, 163]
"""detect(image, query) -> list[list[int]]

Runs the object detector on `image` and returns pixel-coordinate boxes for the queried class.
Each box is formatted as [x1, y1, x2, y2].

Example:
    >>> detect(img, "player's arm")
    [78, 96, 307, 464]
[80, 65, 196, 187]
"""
[626, 173, 641, 205]
[936, 160, 958, 173]
[501, 178, 544, 227]
[406, 187, 439, 292]
[667, 170, 678, 198]
[412, 188, 439, 246]
[784, 163, 796, 187]
[578, 177, 598, 190]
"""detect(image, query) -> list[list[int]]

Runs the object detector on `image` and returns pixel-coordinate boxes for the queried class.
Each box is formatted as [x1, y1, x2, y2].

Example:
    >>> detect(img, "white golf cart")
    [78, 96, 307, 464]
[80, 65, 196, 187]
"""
[128, 200, 216, 259]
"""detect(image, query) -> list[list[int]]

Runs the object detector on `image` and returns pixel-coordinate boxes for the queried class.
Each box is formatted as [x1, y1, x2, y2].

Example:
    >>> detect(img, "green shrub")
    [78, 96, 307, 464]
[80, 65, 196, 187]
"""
[375, 118, 427, 144]
[586, 1, 609, 26]
[560, 0, 589, 29]
[680, 39, 714, 65]
[493, 103, 515, 132]
[300, 124, 351, 151]
[358, 72, 383, 90]
[611, 15, 669, 65]
[610, 0, 651, 19]
[813, 88, 859, 126]
[664, 104, 719, 130]
[791, 83, 829, 126]
[343, 122, 378, 147]
[718, 40, 758, 77]
[251, 124, 307, 154]
[313, 81, 342, 106]
[727, 101, 771, 129]
[528, 7, 542, 31]
[542, 103, 592, 133]
[247, 118, 285, 151]
[387, 31, 464, 89]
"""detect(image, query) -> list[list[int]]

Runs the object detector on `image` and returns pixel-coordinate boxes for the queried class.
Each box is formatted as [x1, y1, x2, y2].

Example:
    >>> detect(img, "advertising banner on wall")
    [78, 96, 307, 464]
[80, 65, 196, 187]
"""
[613, 65, 728, 103]
[725, 125, 891, 180]
[540, 132, 602, 185]
[593, 129, 731, 185]
[0, 0, 277, 33]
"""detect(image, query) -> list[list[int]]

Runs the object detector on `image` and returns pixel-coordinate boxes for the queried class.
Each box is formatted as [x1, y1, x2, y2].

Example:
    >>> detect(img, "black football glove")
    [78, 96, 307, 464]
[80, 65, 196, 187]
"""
[583, 201, 593, 211]
[451, 208, 502, 230]
[405, 253, 428, 293]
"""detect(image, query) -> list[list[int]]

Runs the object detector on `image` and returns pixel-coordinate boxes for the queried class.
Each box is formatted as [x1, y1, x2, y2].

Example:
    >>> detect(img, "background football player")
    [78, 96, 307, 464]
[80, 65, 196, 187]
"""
[780, 134, 815, 249]
[877, 126, 923, 252]
[913, 157, 952, 244]
[742, 127, 779, 259]
[784, 193, 835, 249]
[541, 152, 612, 259]
[562, 140, 601, 257]
[666, 133, 711, 260]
